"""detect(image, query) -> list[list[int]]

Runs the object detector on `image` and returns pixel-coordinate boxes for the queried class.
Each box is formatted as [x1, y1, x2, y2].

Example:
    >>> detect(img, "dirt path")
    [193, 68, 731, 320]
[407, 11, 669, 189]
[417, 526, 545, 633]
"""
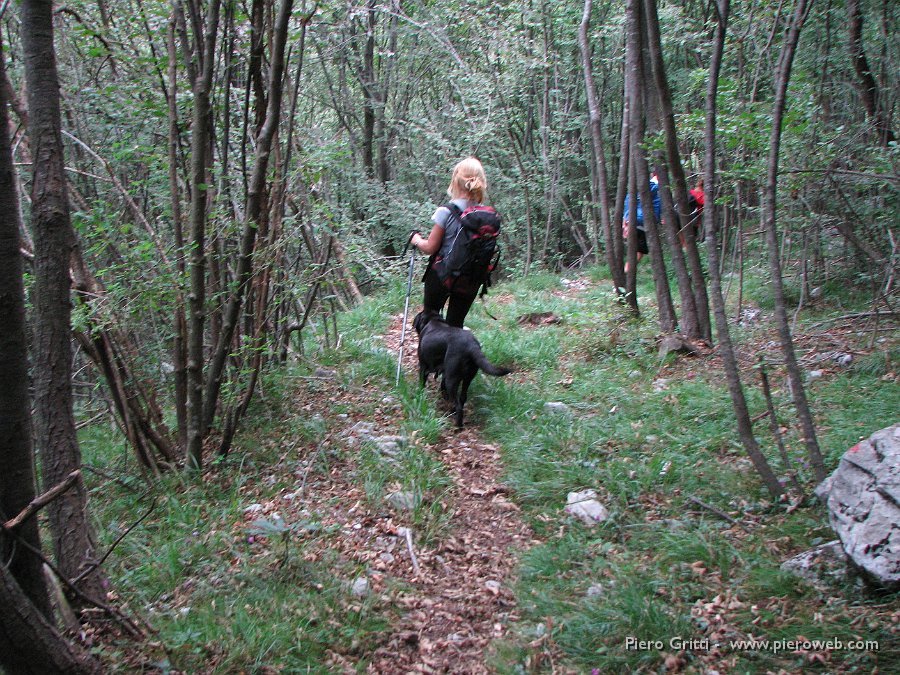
[305, 313, 540, 673]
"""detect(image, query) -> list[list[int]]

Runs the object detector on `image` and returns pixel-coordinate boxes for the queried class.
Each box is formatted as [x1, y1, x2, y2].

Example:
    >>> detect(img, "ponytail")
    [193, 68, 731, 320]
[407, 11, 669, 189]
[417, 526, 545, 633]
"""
[447, 157, 488, 203]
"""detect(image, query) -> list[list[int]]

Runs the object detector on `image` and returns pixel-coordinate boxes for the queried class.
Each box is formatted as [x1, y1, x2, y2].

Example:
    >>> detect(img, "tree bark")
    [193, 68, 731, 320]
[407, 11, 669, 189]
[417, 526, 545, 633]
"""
[642, 0, 710, 340]
[762, 0, 827, 483]
[203, 0, 294, 435]
[185, 0, 222, 471]
[846, 0, 895, 146]
[0, 37, 51, 619]
[578, 0, 622, 288]
[21, 0, 107, 602]
[168, 17, 188, 449]
[626, 0, 675, 331]
[0, 564, 102, 674]
[701, 0, 784, 499]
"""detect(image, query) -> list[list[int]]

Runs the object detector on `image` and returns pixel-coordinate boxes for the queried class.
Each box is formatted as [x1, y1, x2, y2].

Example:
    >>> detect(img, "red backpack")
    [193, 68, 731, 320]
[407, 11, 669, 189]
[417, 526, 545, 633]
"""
[431, 203, 501, 295]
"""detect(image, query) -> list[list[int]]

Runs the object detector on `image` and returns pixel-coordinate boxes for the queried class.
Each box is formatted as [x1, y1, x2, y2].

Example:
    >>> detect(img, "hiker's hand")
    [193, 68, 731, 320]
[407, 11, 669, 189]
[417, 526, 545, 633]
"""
[409, 232, 421, 248]
[622, 220, 629, 237]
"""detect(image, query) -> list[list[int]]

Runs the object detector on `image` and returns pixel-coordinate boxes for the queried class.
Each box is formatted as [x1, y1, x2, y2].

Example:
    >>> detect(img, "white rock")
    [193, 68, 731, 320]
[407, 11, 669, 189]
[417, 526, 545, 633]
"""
[816, 424, 900, 589]
[350, 576, 370, 597]
[564, 489, 609, 526]
[544, 402, 571, 415]
[586, 583, 604, 598]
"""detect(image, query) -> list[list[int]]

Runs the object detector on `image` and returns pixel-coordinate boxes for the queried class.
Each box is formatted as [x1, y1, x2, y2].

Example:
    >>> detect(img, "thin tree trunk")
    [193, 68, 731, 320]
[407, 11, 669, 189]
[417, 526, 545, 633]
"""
[0, 38, 51, 619]
[643, 0, 710, 340]
[578, 0, 622, 289]
[762, 0, 827, 483]
[701, 0, 784, 500]
[185, 0, 222, 471]
[846, 0, 895, 146]
[21, 0, 108, 602]
[626, 0, 675, 331]
[168, 17, 188, 449]
[203, 0, 294, 435]
[613, 101, 631, 305]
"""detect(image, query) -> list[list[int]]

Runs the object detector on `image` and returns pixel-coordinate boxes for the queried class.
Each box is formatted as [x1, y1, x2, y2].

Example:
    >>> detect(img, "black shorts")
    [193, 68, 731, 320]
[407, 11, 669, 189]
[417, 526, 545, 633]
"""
[422, 267, 479, 328]
[635, 228, 648, 254]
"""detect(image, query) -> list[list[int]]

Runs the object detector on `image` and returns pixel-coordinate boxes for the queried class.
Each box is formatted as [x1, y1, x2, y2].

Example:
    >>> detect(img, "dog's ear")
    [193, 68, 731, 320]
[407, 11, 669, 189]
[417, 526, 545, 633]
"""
[413, 311, 424, 333]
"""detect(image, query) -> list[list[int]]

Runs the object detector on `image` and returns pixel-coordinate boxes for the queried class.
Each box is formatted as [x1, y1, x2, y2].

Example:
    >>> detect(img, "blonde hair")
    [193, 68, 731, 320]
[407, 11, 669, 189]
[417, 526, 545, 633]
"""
[447, 156, 488, 203]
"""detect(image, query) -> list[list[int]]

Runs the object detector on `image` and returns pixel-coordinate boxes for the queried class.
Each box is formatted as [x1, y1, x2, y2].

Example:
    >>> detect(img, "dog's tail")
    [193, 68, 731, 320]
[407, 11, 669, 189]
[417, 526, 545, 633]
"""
[474, 349, 512, 377]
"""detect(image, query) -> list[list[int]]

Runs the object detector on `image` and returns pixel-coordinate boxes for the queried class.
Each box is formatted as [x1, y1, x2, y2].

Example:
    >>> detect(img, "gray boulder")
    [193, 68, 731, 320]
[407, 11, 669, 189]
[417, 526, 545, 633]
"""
[815, 423, 900, 589]
[780, 540, 849, 590]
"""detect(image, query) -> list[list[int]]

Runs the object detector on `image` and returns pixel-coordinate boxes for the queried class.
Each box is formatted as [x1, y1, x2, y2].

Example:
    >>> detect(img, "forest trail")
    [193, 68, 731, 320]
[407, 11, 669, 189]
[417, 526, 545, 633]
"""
[303, 312, 544, 673]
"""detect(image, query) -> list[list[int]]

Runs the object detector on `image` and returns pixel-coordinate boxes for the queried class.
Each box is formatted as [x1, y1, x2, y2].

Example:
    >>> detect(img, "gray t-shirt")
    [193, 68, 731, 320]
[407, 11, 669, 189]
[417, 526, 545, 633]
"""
[431, 198, 475, 229]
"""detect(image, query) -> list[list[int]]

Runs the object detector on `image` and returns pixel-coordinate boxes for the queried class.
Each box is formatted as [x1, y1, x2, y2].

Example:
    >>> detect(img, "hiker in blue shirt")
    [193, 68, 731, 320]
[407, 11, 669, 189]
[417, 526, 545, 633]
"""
[623, 173, 661, 273]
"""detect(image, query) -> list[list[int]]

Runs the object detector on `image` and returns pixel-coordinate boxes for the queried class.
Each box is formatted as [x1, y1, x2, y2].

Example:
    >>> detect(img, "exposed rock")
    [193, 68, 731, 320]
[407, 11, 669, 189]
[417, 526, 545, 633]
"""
[780, 540, 849, 590]
[658, 334, 699, 359]
[834, 353, 853, 368]
[652, 378, 670, 393]
[516, 311, 562, 326]
[585, 583, 604, 598]
[739, 308, 762, 324]
[543, 401, 571, 415]
[386, 491, 419, 511]
[815, 424, 900, 589]
[564, 489, 609, 526]
[350, 576, 370, 597]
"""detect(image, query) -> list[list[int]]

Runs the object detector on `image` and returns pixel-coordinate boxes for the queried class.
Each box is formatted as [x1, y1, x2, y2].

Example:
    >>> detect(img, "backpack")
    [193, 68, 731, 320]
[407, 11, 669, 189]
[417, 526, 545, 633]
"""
[431, 202, 501, 295]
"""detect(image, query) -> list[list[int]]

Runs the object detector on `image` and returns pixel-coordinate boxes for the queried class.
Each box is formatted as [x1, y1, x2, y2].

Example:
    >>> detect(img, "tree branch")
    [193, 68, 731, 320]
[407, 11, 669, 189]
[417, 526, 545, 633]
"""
[2, 470, 81, 531]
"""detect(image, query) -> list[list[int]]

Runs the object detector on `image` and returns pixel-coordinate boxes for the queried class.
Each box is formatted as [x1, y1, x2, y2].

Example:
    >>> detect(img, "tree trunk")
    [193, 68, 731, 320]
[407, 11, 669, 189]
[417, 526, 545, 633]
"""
[185, 0, 222, 472]
[578, 0, 622, 288]
[0, 38, 51, 619]
[644, 79, 699, 338]
[21, 0, 107, 602]
[0, 564, 102, 674]
[203, 0, 294, 435]
[762, 0, 827, 483]
[701, 0, 784, 500]
[642, 0, 710, 340]
[846, 0, 895, 146]
[168, 17, 188, 449]
[626, 0, 675, 331]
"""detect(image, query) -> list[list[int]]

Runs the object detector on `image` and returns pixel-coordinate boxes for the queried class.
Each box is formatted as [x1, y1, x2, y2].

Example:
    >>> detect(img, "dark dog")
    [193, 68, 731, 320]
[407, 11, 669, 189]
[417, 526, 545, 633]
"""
[413, 309, 511, 427]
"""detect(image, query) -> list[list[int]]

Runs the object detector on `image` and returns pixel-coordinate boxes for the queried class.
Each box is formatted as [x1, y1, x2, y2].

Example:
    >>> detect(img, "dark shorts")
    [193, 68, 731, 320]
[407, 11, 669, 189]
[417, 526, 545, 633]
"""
[422, 267, 479, 328]
[635, 228, 648, 254]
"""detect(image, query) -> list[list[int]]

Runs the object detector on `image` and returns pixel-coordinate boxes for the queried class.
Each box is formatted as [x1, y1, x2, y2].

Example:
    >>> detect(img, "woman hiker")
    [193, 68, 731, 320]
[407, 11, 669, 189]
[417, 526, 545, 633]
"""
[410, 156, 490, 328]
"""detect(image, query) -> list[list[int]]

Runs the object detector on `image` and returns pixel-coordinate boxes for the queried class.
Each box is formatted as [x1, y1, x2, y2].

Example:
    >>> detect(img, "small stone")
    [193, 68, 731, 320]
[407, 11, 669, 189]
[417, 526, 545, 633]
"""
[835, 353, 853, 367]
[808, 369, 824, 380]
[544, 402, 571, 415]
[386, 491, 418, 511]
[586, 583, 604, 598]
[243, 503, 263, 514]
[350, 577, 370, 597]
[564, 489, 609, 526]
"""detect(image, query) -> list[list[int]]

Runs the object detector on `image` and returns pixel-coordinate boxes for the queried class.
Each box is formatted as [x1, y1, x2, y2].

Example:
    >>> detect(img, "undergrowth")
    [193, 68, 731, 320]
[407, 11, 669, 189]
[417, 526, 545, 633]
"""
[80, 264, 898, 673]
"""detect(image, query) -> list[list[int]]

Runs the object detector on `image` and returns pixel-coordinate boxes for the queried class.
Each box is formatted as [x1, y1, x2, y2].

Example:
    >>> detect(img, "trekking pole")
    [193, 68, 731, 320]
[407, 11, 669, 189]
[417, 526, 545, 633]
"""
[395, 232, 417, 387]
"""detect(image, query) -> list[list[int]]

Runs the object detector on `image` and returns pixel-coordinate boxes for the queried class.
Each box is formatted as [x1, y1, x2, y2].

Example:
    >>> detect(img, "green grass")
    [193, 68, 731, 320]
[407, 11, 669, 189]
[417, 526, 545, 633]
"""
[80, 266, 897, 673]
